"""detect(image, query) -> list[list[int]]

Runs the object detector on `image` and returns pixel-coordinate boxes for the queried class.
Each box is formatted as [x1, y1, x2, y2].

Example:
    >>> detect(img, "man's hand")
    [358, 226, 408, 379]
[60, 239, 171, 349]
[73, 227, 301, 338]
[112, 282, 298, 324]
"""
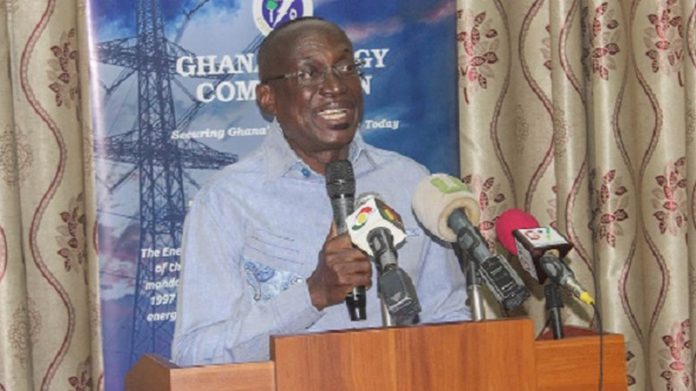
[307, 223, 372, 310]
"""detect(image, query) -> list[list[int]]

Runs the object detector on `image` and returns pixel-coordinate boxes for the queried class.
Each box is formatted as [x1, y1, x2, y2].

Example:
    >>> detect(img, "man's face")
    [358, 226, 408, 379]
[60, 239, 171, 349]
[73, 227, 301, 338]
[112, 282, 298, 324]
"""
[260, 23, 364, 158]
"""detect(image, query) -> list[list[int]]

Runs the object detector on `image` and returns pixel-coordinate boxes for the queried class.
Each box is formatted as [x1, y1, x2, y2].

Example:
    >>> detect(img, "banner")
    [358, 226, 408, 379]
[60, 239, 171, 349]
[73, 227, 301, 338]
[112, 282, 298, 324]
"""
[85, 0, 459, 389]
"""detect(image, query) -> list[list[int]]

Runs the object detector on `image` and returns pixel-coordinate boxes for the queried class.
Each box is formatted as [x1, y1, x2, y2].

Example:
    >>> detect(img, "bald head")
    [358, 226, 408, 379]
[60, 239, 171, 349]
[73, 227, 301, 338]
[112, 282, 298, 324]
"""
[257, 17, 352, 82]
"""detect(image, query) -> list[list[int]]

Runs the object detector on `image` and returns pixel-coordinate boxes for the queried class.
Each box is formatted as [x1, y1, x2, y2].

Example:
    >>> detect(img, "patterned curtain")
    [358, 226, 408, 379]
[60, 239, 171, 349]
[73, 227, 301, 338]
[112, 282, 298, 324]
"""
[0, 0, 103, 390]
[456, 0, 695, 389]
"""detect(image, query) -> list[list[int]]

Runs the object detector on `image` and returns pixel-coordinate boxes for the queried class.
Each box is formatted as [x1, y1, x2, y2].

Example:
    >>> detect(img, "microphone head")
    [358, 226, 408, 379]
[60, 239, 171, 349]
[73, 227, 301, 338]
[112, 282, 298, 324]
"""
[347, 195, 406, 256]
[355, 191, 382, 207]
[495, 209, 573, 284]
[412, 174, 480, 242]
[495, 208, 540, 255]
[325, 160, 355, 198]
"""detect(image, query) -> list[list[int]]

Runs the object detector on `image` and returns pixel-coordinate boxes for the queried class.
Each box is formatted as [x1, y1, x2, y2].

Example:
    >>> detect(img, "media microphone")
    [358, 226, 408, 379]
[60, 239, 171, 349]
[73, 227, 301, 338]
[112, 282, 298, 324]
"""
[325, 160, 366, 321]
[495, 208, 595, 305]
[346, 193, 421, 321]
[412, 174, 530, 310]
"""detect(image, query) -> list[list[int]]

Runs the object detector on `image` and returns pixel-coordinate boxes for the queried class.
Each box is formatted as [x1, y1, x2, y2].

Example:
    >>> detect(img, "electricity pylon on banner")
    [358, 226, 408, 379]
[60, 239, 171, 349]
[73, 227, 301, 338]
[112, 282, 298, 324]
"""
[92, 0, 258, 363]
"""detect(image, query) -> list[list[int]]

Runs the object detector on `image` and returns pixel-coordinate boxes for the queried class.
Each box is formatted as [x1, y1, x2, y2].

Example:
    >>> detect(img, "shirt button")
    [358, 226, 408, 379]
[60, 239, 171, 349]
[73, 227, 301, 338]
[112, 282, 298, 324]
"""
[301, 167, 311, 178]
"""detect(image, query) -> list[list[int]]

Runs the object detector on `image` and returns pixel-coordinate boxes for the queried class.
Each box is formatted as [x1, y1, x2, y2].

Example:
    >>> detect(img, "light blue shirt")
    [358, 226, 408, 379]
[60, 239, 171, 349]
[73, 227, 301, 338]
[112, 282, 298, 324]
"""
[172, 123, 470, 365]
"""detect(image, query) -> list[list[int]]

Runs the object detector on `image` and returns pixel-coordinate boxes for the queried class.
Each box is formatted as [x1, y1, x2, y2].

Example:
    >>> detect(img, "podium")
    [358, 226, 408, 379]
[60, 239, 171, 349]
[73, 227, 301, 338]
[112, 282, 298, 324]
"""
[126, 318, 628, 390]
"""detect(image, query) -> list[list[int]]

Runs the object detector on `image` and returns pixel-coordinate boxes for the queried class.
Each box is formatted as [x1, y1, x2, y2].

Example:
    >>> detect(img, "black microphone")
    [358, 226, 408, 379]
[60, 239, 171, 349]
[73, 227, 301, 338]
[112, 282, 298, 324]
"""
[346, 193, 421, 321]
[495, 208, 595, 305]
[325, 160, 366, 321]
[412, 174, 530, 310]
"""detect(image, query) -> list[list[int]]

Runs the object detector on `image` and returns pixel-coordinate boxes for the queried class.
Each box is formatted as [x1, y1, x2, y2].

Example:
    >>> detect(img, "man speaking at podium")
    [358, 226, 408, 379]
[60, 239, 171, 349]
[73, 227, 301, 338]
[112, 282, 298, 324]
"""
[172, 17, 470, 366]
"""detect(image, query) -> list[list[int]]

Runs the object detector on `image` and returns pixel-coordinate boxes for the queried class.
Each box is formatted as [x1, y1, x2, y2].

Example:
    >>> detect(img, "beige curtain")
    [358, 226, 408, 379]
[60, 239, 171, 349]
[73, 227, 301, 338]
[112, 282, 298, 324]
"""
[457, 0, 695, 389]
[0, 0, 103, 390]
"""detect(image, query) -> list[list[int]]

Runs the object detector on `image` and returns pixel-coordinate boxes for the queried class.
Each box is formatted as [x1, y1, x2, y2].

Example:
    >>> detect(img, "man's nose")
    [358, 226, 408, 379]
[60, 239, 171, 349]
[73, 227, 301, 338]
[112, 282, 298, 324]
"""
[319, 69, 347, 94]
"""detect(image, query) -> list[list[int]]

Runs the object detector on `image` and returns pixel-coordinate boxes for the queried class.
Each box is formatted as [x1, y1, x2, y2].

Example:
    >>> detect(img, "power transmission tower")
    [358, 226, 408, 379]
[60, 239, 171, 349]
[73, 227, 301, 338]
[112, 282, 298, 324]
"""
[93, 0, 242, 363]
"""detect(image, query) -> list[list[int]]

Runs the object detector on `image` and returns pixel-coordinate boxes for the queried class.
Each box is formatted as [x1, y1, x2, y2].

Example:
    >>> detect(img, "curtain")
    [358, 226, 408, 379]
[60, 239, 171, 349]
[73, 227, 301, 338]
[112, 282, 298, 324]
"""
[456, 0, 695, 389]
[0, 0, 103, 390]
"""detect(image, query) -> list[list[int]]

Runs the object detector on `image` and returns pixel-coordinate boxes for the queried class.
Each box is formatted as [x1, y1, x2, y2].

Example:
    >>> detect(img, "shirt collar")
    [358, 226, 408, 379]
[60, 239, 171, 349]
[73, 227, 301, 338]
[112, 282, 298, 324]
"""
[262, 120, 377, 181]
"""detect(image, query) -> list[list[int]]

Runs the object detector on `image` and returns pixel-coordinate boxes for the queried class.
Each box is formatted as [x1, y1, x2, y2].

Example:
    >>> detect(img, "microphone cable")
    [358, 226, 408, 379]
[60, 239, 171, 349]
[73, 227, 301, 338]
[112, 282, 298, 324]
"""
[530, 285, 604, 390]
[557, 270, 604, 391]
[591, 302, 604, 391]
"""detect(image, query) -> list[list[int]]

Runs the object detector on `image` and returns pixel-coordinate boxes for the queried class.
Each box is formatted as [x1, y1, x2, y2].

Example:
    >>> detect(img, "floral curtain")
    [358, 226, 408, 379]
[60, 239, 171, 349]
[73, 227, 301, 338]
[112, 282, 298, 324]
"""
[456, 0, 695, 389]
[0, 0, 102, 390]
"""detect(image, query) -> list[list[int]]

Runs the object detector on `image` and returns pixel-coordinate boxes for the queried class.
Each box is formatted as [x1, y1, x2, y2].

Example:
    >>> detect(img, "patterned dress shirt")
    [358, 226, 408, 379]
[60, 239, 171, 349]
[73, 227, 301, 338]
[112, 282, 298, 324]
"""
[172, 122, 470, 365]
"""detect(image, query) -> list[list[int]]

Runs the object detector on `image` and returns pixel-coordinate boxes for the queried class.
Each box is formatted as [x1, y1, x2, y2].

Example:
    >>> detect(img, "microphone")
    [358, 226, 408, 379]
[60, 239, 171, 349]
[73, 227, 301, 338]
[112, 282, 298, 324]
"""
[347, 193, 407, 255]
[495, 208, 595, 305]
[346, 193, 421, 320]
[412, 174, 530, 310]
[325, 160, 366, 321]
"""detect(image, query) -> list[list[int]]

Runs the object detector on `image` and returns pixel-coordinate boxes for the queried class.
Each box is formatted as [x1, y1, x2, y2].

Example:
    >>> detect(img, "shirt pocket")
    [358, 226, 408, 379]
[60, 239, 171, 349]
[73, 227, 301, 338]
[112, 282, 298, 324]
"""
[241, 228, 307, 302]
[242, 228, 307, 275]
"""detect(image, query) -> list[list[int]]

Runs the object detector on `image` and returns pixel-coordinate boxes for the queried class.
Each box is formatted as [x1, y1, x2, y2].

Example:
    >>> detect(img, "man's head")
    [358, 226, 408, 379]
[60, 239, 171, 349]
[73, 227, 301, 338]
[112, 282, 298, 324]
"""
[256, 18, 364, 171]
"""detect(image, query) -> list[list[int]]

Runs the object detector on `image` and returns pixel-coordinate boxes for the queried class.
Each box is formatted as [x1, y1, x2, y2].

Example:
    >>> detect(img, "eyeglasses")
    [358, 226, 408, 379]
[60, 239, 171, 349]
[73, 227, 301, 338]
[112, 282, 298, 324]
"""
[262, 60, 364, 87]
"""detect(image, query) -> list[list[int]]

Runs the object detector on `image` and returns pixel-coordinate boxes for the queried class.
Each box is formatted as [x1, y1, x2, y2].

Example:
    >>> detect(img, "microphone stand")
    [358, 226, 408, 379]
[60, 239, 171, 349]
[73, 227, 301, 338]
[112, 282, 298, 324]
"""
[380, 296, 394, 326]
[373, 255, 395, 327]
[454, 246, 485, 321]
[369, 229, 420, 327]
[544, 282, 565, 339]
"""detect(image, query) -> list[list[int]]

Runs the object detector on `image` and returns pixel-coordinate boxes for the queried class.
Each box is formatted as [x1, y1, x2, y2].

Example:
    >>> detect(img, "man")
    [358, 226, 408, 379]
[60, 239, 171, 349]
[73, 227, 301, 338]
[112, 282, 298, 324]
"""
[172, 17, 469, 366]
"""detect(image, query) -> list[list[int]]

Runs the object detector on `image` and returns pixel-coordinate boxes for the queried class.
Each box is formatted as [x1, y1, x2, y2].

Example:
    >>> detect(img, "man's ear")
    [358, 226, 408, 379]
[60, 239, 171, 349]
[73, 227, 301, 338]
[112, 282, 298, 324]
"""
[256, 83, 276, 117]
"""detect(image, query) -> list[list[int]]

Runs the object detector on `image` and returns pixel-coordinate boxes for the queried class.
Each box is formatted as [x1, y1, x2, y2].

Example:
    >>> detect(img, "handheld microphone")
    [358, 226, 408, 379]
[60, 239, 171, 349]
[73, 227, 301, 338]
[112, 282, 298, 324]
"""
[495, 208, 595, 305]
[325, 160, 366, 321]
[412, 174, 530, 310]
[346, 193, 421, 320]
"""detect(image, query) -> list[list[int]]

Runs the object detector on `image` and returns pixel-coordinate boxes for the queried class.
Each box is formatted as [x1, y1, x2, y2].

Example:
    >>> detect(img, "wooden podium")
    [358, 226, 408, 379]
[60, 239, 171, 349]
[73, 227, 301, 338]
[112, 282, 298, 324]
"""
[126, 318, 628, 390]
